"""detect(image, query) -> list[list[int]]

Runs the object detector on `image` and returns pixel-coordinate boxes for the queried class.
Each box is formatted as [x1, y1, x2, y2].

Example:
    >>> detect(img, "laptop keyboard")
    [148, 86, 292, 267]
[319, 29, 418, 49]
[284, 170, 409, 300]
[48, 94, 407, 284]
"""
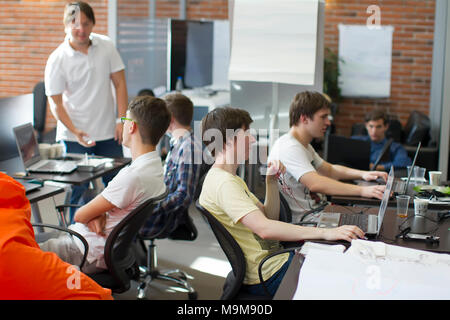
[35, 160, 75, 172]
[340, 214, 369, 231]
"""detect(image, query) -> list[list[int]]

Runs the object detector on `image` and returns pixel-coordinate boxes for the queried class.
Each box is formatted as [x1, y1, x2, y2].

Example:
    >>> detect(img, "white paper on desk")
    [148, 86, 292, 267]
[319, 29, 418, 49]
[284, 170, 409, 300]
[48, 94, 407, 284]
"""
[229, 0, 318, 85]
[293, 249, 450, 300]
[299, 241, 346, 256]
[346, 239, 450, 267]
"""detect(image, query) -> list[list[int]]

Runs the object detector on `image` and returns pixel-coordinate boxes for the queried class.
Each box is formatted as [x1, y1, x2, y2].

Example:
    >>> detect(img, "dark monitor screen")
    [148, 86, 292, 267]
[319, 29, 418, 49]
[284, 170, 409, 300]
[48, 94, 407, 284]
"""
[323, 134, 371, 171]
[168, 19, 213, 91]
[0, 94, 34, 162]
[14, 122, 40, 167]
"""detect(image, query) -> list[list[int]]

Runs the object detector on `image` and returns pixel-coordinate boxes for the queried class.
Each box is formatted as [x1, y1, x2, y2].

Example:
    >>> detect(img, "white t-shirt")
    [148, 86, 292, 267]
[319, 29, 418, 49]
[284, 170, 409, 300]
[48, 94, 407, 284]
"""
[44, 33, 125, 142]
[70, 151, 166, 269]
[268, 132, 327, 223]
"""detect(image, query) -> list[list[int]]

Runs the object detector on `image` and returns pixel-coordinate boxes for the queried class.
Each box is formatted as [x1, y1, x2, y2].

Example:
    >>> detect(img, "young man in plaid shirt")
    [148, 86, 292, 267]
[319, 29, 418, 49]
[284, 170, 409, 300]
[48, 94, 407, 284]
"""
[140, 93, 206, 237]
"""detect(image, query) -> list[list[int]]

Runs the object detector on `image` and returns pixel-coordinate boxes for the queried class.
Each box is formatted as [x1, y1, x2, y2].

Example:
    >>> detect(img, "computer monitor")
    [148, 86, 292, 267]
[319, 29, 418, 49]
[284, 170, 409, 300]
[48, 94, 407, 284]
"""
[0, 94, 34, 162]
[167, 19, 213, 91]
[323, 134, 371, 170]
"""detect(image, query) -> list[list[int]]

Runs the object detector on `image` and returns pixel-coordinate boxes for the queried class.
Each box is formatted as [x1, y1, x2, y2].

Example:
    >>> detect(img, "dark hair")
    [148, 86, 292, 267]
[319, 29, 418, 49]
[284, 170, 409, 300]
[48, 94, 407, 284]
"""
[164, 93, 194, 127]
[289, 91, 331, 127]
[64, 1, 96, 26]
[201, 107, 253, 156]
[365, 108, 388, 124]
[137, 88, 155, 97]
[128, 96, 171, 146]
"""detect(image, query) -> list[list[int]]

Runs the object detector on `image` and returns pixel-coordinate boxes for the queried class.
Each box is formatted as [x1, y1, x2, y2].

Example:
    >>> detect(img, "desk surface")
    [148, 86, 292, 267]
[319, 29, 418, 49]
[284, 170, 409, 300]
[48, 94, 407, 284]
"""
[331, 179, 450, 211]
[26, 184, 65, 203]
[275, 205, 450, 299]
[28, 157, 131, 185]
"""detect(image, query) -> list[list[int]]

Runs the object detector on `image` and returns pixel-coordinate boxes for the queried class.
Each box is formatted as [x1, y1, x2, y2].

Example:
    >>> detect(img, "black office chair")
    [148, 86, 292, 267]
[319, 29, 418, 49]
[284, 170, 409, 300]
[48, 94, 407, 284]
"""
[86, 190, 168, 294]
[195, 201, 253, 299]
[135, 163, 211, 300]
[33, 223, 89, 270]
[278, 192, 292, 223]
[33, 81, 56, 144]
[196, 200, 301, 300]
[136, 208, 198, 300]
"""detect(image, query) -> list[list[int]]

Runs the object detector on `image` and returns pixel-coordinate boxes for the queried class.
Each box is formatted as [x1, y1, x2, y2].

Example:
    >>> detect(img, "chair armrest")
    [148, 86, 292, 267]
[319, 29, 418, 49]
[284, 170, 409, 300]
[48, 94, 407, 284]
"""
[55, 204, 82, 211]
[258, 246, 303, 297]
[32, 223, 89, 270]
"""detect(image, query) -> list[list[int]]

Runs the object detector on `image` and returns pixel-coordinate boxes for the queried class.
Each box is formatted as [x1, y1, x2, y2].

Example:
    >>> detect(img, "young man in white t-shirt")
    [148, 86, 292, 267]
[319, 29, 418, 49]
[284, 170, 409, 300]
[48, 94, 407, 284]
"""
[199, 107, 365, 297]
[39, 96, 171, 273]
[268, 91, 388, 223]
[44, 2, 129, 222]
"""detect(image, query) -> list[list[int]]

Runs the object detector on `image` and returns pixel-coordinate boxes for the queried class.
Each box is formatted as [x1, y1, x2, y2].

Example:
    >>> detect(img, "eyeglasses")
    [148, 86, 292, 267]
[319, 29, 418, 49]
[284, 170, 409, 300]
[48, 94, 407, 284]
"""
[120, 117, 137, 124]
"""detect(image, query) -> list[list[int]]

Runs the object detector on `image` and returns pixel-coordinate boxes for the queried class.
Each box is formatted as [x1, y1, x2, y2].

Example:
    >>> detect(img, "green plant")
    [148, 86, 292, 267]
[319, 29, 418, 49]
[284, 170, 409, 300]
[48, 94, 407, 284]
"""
[323, 47, 343, 101]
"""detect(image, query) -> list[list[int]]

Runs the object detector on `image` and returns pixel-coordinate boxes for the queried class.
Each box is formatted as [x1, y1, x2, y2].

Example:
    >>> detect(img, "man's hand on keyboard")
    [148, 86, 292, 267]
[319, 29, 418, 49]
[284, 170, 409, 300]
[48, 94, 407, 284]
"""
[361, 170, 388, 183]
[323, 225, 365, 242]
[360, 184, 386, 200]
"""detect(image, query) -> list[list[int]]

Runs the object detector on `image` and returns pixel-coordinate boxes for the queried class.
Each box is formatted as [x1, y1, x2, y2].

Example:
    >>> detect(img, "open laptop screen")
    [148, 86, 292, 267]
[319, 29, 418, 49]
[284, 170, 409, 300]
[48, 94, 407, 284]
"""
[377, 167, 395, 234]
[14, 123, 41, 167]
[324, 134, 371, 171]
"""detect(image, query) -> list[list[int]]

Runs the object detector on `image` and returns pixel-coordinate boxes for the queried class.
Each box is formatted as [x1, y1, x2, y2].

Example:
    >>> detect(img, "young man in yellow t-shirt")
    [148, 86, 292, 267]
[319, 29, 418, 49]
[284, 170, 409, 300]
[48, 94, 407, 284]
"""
[199, 107, 365, 297]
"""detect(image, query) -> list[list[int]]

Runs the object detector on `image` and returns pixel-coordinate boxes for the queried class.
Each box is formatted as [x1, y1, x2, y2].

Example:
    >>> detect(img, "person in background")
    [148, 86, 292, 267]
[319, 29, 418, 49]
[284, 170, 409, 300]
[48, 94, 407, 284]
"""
[137, 88, 155, 97]
[352, 109, 412, 171]
[45, 2, 128, 223]
[268, 91, 388, 224]
[140, 93, 205, 238]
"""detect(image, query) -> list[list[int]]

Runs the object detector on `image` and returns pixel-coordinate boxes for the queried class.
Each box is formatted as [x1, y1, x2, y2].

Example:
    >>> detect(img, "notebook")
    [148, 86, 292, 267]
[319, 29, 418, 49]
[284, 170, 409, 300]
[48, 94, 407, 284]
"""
[13, 123, 77, 174]
[316, 166, 395, 237]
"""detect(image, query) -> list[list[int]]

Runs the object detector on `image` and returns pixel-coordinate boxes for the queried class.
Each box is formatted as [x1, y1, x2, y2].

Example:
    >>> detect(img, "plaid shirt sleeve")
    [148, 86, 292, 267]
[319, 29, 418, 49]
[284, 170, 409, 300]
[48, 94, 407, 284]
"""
[140, 135, 200, 236]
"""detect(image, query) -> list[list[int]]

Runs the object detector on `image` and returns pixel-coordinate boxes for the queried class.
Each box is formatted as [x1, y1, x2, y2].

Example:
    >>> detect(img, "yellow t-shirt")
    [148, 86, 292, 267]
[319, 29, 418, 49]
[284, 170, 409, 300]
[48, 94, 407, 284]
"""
[199, 168, 289, 285]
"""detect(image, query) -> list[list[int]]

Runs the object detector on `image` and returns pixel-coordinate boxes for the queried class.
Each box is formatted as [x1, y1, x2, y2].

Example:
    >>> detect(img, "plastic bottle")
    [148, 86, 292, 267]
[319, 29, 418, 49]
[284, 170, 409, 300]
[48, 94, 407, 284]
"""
[175, 76, 183, 92]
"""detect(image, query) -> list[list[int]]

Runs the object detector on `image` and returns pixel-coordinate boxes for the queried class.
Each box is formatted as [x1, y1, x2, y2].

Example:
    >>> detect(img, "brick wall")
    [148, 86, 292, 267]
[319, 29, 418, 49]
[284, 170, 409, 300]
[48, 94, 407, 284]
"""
[0, 0, 108, 130]
[0, 0, 434, 135]
[325, 0, 435, 135]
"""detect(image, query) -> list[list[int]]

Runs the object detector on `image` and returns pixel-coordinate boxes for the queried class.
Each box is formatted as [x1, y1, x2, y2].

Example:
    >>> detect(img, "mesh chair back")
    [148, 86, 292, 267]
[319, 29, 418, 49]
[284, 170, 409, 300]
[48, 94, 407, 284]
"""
[278, 192, 292, 223]
[103, 190, 168, 292]
[195, 200, 246, 300]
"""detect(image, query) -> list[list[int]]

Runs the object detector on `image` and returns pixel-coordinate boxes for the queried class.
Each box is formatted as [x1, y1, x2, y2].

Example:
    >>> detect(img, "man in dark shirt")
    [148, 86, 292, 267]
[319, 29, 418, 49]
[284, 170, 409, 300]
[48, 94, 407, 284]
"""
[352, 109, 412, 171]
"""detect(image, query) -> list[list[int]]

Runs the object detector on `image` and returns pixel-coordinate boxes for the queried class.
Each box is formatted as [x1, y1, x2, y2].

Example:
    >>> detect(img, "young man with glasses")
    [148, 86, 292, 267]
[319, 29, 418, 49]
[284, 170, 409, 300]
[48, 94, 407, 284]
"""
[39, 96, 171, 274]
[44, 1, 129, 222]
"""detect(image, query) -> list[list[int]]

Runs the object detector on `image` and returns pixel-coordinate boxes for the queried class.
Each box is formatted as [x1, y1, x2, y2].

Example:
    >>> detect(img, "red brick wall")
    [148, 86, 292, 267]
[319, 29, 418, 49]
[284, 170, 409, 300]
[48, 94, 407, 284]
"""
[0, 0, 108, 130]
[325, 0, 435, 135]
[0, 0, 434, 135]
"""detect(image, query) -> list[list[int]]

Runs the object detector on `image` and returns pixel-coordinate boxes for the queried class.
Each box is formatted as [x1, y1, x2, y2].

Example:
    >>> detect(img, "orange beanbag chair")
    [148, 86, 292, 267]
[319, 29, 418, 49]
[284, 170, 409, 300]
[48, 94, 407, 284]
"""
[0, 173, 113, 300]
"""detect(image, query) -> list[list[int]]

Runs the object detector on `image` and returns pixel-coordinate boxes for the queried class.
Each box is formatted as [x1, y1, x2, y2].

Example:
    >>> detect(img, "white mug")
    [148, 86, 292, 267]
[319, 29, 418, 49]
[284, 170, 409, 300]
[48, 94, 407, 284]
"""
[38, 143, 51, 160]
[428, 171, 442, 186]
[414, 198, 428, 217]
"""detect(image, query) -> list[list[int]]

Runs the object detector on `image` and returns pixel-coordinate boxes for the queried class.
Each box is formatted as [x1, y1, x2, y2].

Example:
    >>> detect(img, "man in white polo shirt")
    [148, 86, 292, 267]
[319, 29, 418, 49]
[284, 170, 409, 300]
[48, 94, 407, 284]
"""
[44, 2, 128, 222]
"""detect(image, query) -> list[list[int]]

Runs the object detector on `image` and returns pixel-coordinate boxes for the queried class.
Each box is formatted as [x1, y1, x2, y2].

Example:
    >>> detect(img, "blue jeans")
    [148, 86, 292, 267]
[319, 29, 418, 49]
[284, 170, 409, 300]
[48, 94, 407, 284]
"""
[63, 138, 123, 223]
[241, 251, 294, 297]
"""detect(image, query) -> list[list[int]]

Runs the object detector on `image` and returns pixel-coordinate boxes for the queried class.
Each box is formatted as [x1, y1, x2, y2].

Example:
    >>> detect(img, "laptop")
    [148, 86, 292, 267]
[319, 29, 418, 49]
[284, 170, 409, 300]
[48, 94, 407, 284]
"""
[317, 166, 395, 237]
[13, 123, 77, 174]
[324, 134, 371, 171]
[15, 178, 42, 194]
[391, 141, 421, 195]
[357, 141, 421, 196]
